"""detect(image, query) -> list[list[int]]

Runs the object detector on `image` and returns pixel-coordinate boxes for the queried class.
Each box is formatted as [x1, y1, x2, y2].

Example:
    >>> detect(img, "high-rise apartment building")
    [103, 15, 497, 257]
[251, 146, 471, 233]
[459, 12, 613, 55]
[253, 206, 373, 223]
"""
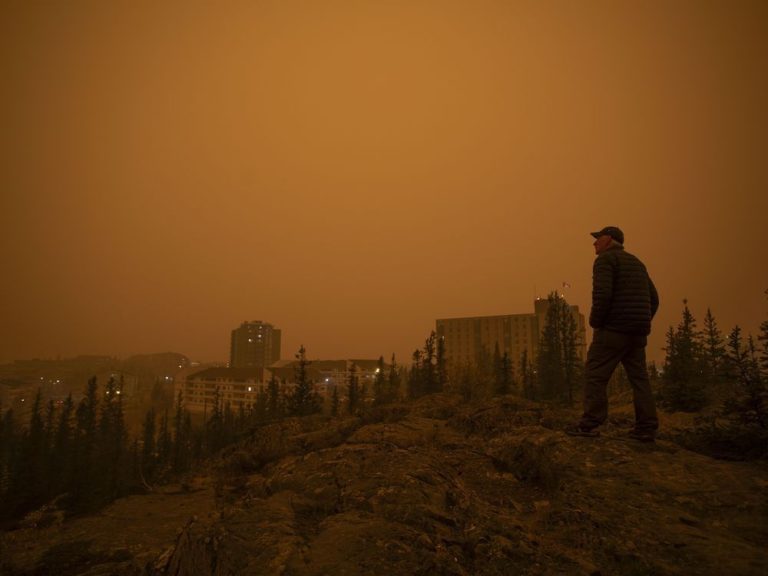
[436, 299, 586, 377]
[230, 321, 281, 368]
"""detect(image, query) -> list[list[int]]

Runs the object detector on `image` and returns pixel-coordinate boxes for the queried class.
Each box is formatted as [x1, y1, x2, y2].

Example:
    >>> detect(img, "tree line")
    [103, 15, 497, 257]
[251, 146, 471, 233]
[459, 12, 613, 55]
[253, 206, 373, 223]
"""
[3, 292, 765, 522]
[0, 345, 404, 524]
[659, 299, 767, 458]
[430, 292, 582, 405]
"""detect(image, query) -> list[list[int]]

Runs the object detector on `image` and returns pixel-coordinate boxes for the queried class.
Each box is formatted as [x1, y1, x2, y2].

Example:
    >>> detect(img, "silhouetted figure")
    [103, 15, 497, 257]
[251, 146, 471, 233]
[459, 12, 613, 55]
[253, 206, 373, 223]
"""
[566, 226, 659, 442]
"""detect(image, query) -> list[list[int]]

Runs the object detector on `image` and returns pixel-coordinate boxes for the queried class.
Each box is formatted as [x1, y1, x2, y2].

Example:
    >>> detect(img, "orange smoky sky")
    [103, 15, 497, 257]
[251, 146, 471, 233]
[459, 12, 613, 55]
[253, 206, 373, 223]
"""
[1, 1, 767, 366]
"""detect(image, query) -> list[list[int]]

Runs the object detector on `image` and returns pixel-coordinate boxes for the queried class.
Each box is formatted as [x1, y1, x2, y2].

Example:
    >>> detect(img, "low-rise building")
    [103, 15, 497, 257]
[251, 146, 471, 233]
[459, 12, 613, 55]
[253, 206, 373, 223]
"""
[176, 359, 385, 414]
[176, 367, 264, 414]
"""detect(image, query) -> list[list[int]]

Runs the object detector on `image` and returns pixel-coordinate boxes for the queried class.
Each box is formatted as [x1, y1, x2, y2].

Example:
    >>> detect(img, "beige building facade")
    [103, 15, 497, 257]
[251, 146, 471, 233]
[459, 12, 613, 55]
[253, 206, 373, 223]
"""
[176, 367, 264, 414]
[436, 298, 586, 377]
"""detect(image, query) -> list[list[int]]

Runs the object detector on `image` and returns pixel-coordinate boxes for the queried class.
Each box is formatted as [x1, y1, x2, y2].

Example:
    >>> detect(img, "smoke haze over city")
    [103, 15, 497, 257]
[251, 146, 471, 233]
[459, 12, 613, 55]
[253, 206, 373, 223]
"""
[2, 1, 767, 365]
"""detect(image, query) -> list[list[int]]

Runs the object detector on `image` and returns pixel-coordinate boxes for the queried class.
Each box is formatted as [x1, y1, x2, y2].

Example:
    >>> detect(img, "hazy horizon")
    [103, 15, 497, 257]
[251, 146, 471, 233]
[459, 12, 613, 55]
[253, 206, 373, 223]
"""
[2, 1, 767, 367]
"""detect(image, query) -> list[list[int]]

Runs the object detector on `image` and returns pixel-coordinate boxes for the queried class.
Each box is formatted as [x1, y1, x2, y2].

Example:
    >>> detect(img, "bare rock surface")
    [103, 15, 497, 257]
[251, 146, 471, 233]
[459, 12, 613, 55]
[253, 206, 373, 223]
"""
[2, 394, 767, 575]
[0, 478, 216, 575]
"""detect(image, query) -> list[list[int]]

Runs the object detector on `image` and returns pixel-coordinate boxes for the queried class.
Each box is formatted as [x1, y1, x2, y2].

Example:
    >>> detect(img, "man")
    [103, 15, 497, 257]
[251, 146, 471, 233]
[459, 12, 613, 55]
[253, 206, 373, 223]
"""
[566, 226, 660, 442]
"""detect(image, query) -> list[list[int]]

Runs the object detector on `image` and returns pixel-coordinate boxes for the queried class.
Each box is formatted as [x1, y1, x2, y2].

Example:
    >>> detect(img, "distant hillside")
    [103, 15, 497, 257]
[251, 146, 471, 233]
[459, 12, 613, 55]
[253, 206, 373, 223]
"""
[2, 394, 766, 576]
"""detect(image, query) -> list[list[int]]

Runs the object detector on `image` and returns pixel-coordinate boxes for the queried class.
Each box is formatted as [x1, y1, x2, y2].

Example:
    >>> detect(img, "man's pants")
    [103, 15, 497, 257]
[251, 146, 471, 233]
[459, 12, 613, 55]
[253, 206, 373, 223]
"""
[579, 329, 658, 432]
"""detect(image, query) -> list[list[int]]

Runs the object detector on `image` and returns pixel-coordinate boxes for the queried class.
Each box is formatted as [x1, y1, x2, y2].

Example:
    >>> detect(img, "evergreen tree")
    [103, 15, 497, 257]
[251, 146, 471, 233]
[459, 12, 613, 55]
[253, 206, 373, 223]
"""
[267, 374, 282, 419]
[648, 361, 661, 385]
[150, 378, 172, 413]
[347, 363, 360, 415]
[493, 346, 513, 396]
[158, 408, 172, 464]
[492, 344, 502, 393]
[457, 363, 474, 402]
[537, 296, 563, 400]
[172, 391, 189, 473]
[129, 439, 141, 492]
[661, 300, 707, 411]
[51, 394, 74, 496]
[0, 402, 6, 491]
[72, 377, 99, 508]
[206, 387, 223, 454]
[388, 354, 401, 402]
[222, 401, 235, 445]
[758, 317, 768, 375]
[0, 408, 18, 511]
[520, 349, 535, 400]
[702, 308, 727, 383]
[423, 332, 437, 394]
[13, 390, 46, 512]
[43, 399, 56, 460]
[96, 377, 127, 501]
[536, 292, 578, 403]
[289, 345, 320, 416]
[41, 398, 57, 498]
[373, 356, 387, 406]
[359, 373, 368, 408]
[236, 401, 247, 433]
[408, 349, 424, 399]
[436, 335, 448, 392]
[724, 326, 766, 429]
[474, 344, 494, 398]
[330, 385, 340, 417]
[253, 385, 268, 422]
[559, 300, 582, 405]
[141, 408, 157, 482]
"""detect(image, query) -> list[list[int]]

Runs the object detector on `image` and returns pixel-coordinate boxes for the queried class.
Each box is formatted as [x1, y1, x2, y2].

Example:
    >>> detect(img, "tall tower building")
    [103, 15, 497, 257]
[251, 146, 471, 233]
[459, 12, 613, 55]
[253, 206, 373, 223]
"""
[230, 321, 281, 368]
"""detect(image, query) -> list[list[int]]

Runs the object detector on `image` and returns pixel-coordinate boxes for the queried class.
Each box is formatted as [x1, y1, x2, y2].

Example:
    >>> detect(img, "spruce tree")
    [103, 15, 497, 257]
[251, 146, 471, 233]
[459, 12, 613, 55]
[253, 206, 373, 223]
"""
[51, 394, 74, 497]
[559, 300, 581, 405]
[222, 401, 235, 445]
[520, 349, 535, 400]
[347, 362, 360, 415]
[724, 326, 767, 429]
[330, 385, 340, 417]
[172, 391, 189, 473]
[408, 350, 424, 399]
[206, 387, 223, 455]
[96, 377, 127, 501]
[475, 344, 494, 397]
[388, 354, 401, 402]
[436, 335, 448, 392]
[536, 292, 578, 402]
[289, 345, 320, 416]
[758, 318, 768, 376]
[41, 398, 57, 497]
[492, 344, 502, 394]
[267, 374, 282, 419]
[43, 399, 56, 460]
[702, 308, 727, 383]
[0, 408, 18, 515]
[14, 390, 46, 512]
[373, 356, 387, 406]
[142, 408, 157, 482]
[254, 385, 268, 422]
[457, 363, 474, 402]
[72, 377, 99, 508]
[423, 332, 437, 394]
[493, 347, 513, 396]
[661, 300, 707, 411]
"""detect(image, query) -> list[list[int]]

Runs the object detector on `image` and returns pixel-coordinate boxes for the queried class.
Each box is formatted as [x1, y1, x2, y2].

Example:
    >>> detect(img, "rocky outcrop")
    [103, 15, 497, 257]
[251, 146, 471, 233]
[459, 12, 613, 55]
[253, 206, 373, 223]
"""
[2, 395, 767, 575]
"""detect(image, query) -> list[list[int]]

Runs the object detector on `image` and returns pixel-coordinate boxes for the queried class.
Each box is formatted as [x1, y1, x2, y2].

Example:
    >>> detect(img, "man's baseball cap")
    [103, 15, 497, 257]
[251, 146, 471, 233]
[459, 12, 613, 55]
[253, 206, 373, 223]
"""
[590, 226, 624, 244]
